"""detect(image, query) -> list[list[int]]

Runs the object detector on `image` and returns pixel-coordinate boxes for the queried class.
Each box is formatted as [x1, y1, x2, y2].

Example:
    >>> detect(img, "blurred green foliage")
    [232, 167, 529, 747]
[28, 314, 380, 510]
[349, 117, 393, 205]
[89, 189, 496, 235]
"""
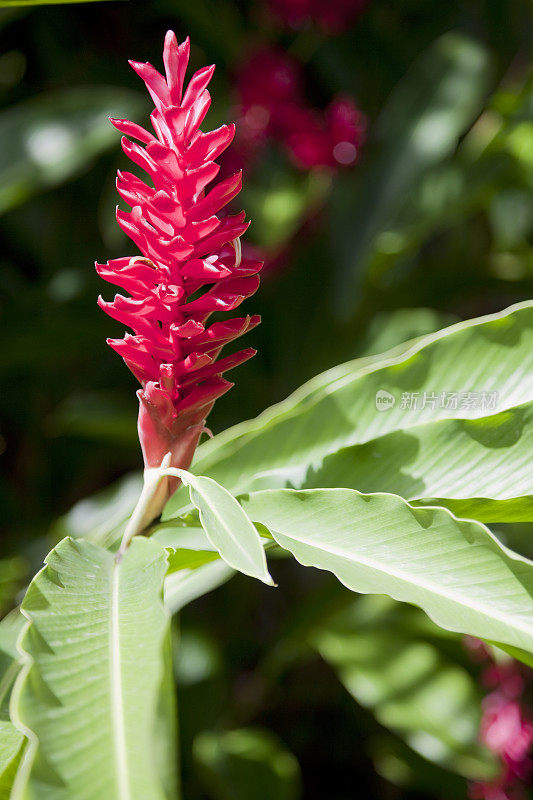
[0, 0, 532, 797]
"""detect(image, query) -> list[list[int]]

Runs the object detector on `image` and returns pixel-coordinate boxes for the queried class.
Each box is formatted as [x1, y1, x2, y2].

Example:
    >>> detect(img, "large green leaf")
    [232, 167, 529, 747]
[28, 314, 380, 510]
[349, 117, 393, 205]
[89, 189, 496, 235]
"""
[240, 488, 533, 655]
[331, 32, 492, 313]
[0, 86, 145, 214]
[10, 537, 175, 800]
[311, 597, 496, 780]
[305, 402, 533, 521]
[164, 302, 533, 523]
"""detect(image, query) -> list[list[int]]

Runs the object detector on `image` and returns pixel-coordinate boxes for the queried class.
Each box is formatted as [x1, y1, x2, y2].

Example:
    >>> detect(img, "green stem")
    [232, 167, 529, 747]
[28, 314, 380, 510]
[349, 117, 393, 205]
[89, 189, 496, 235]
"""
[117, 464, 168, 558]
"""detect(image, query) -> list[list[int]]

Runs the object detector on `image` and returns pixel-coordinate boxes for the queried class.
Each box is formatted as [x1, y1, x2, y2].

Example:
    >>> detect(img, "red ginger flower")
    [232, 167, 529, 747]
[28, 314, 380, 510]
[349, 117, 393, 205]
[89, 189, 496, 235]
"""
[97, 31, 261, 486]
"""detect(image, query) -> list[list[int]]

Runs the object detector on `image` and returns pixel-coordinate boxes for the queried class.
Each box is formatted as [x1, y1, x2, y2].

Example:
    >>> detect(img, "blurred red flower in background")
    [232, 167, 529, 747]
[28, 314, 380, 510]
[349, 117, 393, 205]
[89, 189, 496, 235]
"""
[230, 46, 366, 171]
[268, 0, 368, 34]
[466, 640, 533, 800]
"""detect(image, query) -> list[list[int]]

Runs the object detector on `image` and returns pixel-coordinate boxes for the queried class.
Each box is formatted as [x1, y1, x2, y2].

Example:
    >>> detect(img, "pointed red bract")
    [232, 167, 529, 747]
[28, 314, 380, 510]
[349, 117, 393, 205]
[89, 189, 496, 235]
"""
[98, 31, 262, 486]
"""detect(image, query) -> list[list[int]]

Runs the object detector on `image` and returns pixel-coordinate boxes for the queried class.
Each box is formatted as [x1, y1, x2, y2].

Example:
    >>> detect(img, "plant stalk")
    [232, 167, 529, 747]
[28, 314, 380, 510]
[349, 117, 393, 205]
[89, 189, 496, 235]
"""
[117, 454, 175, 559]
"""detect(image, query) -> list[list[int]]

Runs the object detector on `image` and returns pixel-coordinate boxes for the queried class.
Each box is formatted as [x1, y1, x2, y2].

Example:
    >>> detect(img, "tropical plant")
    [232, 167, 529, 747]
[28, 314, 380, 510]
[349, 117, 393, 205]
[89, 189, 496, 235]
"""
[1, 8, 533, 800]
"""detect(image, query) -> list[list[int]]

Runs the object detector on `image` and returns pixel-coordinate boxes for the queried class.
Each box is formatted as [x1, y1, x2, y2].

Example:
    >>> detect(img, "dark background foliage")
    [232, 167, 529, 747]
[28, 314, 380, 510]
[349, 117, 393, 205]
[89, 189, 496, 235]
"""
[1, 1, 532, 797]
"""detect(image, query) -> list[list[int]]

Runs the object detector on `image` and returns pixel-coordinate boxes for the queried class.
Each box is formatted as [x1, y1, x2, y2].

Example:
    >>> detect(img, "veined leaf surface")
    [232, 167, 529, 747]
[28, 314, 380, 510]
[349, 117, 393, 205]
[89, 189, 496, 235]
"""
[0, 720, 24, 799]
[10, 537, 174, 800]
[164, 302, 533, 523]
[176, 471, 273, 586]
[240, 488, 533, 655]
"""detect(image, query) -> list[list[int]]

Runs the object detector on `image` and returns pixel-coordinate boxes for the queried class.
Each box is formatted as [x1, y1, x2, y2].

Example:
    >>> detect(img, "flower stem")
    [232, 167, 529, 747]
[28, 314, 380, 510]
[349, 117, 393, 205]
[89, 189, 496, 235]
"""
[117, 455, 173, 559]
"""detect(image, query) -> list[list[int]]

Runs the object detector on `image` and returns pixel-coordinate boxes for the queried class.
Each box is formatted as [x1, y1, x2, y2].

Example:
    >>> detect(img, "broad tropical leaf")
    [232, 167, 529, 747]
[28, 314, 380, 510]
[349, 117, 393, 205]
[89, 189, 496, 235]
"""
[164, 302, 533, 523]
[10, 537, 175, 800]
[306, 402, 533, 521]
[240, 488, 533, 655]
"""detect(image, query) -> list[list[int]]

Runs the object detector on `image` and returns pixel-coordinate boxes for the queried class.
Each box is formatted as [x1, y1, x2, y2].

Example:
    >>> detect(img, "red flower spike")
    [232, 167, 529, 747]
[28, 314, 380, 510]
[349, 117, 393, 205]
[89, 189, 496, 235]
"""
[98, 31, 262, 506]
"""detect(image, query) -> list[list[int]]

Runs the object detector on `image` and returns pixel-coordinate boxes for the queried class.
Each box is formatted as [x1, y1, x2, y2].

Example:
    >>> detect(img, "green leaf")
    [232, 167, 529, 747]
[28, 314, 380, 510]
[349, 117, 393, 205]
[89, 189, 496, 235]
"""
[176, 471, 273, 587]
[0, 86, 145, 214]
[331, 32, 492, 313]
[0, 615, 25, 800]
[0, 720, 24, 799]
[0, 611, 23, 717]
[240, 488, 533, 655]
[10, 537, 175, 800]
[194, 728, 301, 800]
[166, 548, 219, 574]
[155, 520, 233, 614]
[164, 302, 533, 523]
[311, 597, 496, 780]
[306, 402, 533, 521]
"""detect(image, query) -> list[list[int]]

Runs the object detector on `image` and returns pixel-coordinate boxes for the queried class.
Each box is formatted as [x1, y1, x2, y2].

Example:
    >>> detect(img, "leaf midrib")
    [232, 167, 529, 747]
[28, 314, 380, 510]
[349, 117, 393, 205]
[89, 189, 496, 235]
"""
[110, 556, 129, 800]
[269, 516, 533, 647]
[191, 480, 257, 570]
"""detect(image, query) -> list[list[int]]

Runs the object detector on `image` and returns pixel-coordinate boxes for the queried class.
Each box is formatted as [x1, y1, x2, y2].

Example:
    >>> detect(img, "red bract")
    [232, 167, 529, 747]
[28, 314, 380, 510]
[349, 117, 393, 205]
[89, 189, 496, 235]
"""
[97, 31, 261, 483]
